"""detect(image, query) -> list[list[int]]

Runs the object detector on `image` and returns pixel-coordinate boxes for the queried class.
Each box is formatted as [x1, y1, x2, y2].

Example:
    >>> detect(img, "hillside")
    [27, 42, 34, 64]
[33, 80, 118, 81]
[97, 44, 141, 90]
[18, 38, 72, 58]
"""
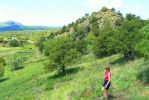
[141, 23, 149, 34]
[0, 47, 149, 99]
[0, 7, 149, 100]
[0, 21, 55, 31]
[62, 7, 123, 34]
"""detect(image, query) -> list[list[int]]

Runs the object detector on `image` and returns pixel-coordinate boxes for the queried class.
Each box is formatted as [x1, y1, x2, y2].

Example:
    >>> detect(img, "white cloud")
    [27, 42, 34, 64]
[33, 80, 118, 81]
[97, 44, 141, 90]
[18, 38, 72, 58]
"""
[86, 0, 146, 19]
[87, 0, 123, 9]
[0, 6, 20, 22]
[123, 6, 142, 14]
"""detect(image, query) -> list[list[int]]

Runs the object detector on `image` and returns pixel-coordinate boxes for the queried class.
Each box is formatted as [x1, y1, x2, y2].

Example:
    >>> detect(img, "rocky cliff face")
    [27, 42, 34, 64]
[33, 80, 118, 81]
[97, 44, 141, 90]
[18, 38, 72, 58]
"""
[63, 7, 123, 36]
[96, 9, 122, 29]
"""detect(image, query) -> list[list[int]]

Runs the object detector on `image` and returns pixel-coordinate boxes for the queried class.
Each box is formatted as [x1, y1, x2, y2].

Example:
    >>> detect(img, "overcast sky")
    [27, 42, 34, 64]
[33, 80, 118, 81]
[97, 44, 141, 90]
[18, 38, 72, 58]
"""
[0, 0, 148, 26]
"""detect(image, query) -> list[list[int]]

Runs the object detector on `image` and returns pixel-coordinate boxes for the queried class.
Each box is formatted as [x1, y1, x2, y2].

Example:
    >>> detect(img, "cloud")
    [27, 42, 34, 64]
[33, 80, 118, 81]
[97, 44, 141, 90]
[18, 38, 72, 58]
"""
[123, 6, 142, 14]
[87, 0, 123, 9]
[0, 6, 20, 22]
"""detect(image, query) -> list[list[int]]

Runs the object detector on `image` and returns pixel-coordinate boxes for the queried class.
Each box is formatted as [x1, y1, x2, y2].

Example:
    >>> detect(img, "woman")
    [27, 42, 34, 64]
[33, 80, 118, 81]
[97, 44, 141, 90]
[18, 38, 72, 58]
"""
[102, 66, 111, 99]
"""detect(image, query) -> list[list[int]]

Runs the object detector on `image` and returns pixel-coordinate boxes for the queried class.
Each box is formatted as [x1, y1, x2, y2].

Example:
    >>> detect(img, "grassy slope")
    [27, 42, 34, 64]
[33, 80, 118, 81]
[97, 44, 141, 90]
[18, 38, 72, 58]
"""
[0, 47, 149, 100]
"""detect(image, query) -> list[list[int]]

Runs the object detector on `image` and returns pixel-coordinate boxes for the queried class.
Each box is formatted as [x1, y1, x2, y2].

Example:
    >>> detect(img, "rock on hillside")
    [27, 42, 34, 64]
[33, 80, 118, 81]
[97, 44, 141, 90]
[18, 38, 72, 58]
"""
[64, 7, 123, 34]
[96, 8, 123, 29]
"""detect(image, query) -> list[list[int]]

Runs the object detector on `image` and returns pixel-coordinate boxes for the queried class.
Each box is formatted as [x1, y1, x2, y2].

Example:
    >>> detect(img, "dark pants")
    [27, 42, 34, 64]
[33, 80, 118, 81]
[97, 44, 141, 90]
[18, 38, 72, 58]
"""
[103, 80, 111, 90]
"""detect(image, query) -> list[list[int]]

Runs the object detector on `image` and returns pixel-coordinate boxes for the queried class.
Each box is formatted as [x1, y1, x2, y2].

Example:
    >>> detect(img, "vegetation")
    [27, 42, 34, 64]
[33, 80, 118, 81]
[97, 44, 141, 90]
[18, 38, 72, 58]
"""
[44, 36, 87, 74]
[0, 57, 5, 78]
[7, 53, 26, 71]
[137, 64, 149, 84]
[0, 7, 148, 100]
[9, 39, 20, 47]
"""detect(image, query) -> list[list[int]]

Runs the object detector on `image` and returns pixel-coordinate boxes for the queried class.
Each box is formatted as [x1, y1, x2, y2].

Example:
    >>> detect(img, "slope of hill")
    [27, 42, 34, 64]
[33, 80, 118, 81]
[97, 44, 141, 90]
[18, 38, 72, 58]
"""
[63, 7, 123, 34]
[0, 21, 55, 31]
[0, 7, 148, 100]
[0, 47, 148, 99]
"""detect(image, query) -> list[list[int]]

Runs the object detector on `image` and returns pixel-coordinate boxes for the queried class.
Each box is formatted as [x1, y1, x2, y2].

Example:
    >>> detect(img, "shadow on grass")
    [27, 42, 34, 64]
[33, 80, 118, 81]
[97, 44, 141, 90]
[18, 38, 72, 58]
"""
[47, 67, 82, 80]
[14, 66, 24, 71]
[0, 77, 9, 83]
[110, 57, 130, 65]
[108, 94, 117, 100]
[45, 67, 83, 91]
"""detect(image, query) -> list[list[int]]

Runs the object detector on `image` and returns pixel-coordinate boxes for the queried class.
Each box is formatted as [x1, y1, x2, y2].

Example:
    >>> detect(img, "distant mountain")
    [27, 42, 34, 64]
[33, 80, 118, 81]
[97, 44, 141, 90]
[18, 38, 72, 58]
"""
[0, 20, 57, 31]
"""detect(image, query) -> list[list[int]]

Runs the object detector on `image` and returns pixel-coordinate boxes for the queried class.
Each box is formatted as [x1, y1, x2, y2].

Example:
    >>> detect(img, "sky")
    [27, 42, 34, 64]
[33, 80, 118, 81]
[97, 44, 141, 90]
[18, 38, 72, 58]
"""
[0, 0, 148, 26]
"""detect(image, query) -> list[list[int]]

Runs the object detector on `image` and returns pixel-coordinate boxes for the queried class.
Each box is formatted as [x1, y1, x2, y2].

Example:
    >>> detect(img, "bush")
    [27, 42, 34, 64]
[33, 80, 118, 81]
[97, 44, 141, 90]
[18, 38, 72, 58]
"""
[7, 53, 26, 71]
[9, 39, 20, 47]
[0, 57, 5, 78]
[137, 66, 149, 84]
[101, 7, 108, 12]
[136, 39, 149, 60]
[35, 37, 46, 53]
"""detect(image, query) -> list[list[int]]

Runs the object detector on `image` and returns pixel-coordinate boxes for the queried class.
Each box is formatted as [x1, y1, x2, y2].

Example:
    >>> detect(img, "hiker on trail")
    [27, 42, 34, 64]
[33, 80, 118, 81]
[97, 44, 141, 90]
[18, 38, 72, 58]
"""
[102, 65, 111, 99]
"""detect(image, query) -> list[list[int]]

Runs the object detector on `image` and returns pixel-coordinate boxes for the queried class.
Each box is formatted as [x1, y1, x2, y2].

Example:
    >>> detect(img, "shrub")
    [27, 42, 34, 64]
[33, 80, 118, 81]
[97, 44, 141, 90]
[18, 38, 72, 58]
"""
[0, 57, 5, 78]
[35, 37, 46, 53]
[101, 7, 108, 12]
[9, 39, 20, 47]
[7, 53, 26, 71]
[136, 40, 149, 60]
[137, 66, 149, 84]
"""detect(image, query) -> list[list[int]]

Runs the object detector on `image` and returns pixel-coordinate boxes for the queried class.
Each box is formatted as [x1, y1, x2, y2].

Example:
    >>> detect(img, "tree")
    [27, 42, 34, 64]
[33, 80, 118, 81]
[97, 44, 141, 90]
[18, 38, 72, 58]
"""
[93, 19, 116, 58]
[73, 26, 86, 40]
[117, 11, 123, 16]
[36, 37, 46, 53]
[89, 15, 100, 37]
[44, 36, 82, 74]
[101, 7, 108, 12]
[111, 8, 115, 12]
[9, 39, 20, 47]
[75, 39, 88, 54]
[0, 57, 5, 78]
[114, 14, 144, 60]
[85, 13, 89, 17]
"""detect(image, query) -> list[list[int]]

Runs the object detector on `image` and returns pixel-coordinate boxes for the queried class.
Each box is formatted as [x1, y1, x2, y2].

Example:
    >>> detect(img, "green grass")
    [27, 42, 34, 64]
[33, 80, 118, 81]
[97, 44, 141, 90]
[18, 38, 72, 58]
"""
[0, 47, 149, 100]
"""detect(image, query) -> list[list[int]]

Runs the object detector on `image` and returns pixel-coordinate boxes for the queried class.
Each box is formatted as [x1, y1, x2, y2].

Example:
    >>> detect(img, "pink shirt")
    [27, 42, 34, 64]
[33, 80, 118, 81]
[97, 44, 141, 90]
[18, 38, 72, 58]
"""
[104, 71, 110, 80]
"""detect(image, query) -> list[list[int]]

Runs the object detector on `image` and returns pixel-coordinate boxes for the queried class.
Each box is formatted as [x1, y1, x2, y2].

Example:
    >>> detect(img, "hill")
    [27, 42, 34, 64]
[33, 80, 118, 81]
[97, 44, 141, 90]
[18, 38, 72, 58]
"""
[0, 7, 149, 100]
[0, 47, 148, 99]
[0, 21, 56, 31]
[62, 7, 123, 35]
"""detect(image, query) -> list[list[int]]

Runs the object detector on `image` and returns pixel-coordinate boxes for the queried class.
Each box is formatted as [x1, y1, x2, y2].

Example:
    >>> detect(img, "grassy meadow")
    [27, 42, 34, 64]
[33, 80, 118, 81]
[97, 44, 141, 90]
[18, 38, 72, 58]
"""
[0, 46, 149, 100]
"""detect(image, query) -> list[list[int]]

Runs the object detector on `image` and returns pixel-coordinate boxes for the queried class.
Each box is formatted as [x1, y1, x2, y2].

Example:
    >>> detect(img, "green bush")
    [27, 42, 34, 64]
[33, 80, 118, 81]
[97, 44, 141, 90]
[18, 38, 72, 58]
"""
[137, 66, 149, 84]
[9, 39, 20, 47]
[0, 57, 5, 78]
[35, 37, 46, 53]
[7, 53, 26, 71]
[101, 7, 108, 12]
